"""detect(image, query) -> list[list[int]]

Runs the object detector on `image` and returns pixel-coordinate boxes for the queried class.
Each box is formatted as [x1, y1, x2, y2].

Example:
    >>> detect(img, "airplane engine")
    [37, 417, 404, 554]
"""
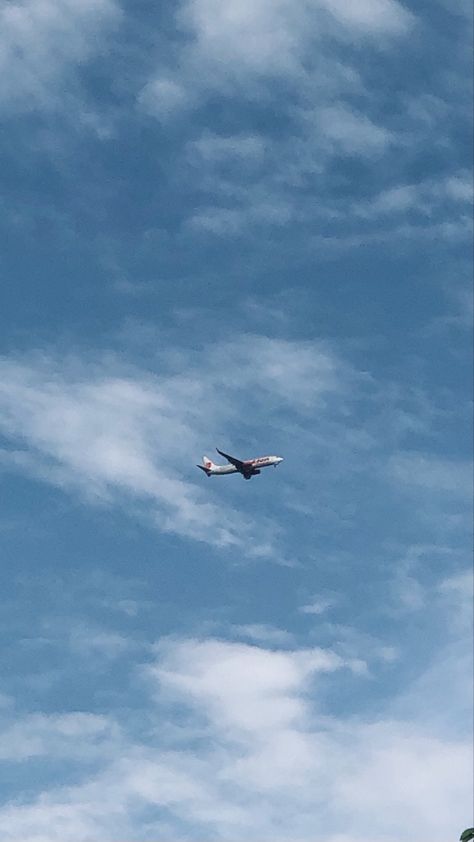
[244, 470, 260, 480]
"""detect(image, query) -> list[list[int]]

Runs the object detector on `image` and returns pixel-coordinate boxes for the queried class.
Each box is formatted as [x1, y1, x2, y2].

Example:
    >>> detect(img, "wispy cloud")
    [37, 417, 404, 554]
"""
[181, 134, 472, 242]
[128, 0, 473, 254]
[138, 77, 189, 120]
[318, 0, 413, 35]
[232, 623, 296, 645]
[0, 336, 353, 553]
[390, 452, 473, 498]
[0, 713, 118, 763]
[317, 104, 394, 155]
[299, 597, 334, 615]
[1, 330, 467, 559]
[353, 171, 473, 217]
[187, 132, 266, 166]
[139, 0, 412, 128]
[0, 0, 120, 114]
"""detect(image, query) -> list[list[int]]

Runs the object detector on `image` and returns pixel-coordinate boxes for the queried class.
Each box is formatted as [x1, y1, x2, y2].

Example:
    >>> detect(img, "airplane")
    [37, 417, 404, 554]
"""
[197, 448, 284, 480]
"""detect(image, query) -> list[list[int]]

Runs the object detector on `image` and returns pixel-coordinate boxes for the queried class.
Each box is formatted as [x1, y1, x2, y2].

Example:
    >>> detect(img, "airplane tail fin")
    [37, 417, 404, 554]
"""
[196, 456, 215, 477]
[197, 465, 211, 476]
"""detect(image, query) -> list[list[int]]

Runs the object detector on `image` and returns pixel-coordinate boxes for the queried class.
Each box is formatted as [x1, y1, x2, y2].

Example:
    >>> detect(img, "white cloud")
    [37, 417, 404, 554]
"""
[182, 128, 472, 240]
[139, 0, 413, 129]
[390, 452, 473, 498]
[232, 623, 295, 645]
[367, 184, 420, 213]
[187, 194, 293, 234]
[299, 596, 334, 615]
[150, 637, 347, 734]
[178, 0, 307, 77]
[0, 0, 120, 113]
[386, 545, 473, 624]
[0, 713, 118, 762]
[395, 570, 427, 611]
[437, 569, 474, 635]
[319, 0, 413, 35]
[333, 724, 470, 833]
[318, 104, 393, 155]
[187, 131, 265, 165]
[68, 625, 134, 660]
[0, 336, 350, 553]
[439, 568, 474, 602]
[177, 0, 412, 79]
[0, 785, 127, 842]
[354, 172, 474, 217]
[138, 77, 189, 119]
[0, 634, 470, 841]
[0, 336, 467, 564]
[444, 173, 474, 202]
[0, 356, 241, 549]
[134, 0, 419, 239]
[216, 335, 354, 408]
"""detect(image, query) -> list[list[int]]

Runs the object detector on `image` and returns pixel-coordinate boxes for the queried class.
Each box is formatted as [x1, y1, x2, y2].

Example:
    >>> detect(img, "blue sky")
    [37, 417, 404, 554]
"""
[0, 0, 472, 839]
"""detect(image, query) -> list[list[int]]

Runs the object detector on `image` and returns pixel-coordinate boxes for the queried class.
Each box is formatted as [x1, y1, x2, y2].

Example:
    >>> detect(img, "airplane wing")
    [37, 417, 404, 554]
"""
[216, 448, 245, 470]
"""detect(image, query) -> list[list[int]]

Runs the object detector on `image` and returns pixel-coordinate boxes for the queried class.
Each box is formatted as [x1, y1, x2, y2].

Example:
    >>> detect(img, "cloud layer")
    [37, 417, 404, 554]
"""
[0, 0, 120, 113]
[0, 614, 471, 841]
[0, 335, 357, 552]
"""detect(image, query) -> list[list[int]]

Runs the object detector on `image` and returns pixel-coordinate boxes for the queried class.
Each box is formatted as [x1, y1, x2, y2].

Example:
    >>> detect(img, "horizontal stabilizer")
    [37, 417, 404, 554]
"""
[197, 464, 211, 476]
